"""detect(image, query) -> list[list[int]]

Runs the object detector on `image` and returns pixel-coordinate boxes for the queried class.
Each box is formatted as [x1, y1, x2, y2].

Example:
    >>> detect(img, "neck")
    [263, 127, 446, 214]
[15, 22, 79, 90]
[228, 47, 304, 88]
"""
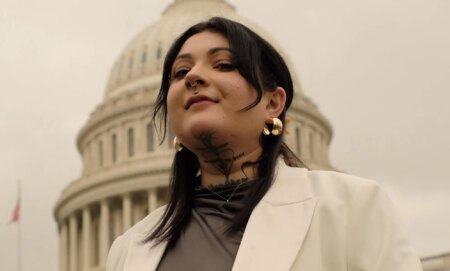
[193, 133, 261, 187]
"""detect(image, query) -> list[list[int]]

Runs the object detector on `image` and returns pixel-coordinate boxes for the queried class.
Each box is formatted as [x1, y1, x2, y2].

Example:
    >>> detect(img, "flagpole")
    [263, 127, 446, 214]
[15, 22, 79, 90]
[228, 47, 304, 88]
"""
[17, 179, 21, 271]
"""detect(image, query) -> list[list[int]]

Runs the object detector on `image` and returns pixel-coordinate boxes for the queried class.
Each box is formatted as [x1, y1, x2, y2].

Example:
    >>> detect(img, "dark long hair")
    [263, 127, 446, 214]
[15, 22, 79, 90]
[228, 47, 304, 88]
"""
[147, 17, 304, 246]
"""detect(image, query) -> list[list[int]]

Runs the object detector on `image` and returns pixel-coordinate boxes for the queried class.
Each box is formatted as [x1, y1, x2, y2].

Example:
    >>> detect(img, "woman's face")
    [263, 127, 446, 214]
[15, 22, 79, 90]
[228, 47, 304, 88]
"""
[167, 31, 269, 152]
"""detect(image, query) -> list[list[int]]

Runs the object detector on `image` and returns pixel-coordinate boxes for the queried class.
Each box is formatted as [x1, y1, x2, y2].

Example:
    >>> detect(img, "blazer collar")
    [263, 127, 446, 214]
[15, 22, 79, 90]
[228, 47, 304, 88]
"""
[232, 162, 318, 271]
[263, 161, 312, 205]
[123, 211, 168, 271]
[123, 162, 317, 271]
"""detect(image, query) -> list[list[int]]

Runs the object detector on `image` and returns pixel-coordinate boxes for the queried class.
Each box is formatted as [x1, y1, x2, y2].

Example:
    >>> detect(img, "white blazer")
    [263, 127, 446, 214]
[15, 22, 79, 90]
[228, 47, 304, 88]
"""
[106, 162, 423, 271]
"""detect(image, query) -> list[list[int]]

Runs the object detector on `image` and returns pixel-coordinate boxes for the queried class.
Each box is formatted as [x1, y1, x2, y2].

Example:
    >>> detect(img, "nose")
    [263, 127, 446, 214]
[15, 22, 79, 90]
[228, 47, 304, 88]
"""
[185, 69, 207, 90]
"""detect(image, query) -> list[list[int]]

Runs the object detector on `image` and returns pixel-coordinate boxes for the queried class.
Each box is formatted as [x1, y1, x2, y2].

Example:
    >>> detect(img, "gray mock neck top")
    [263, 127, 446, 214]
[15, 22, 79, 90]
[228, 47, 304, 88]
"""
[156, 181, 254, 271]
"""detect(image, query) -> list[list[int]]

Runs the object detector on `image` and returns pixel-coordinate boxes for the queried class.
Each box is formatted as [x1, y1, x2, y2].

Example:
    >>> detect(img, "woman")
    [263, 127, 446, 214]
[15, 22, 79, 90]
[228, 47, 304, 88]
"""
[107, 17, 422, 271]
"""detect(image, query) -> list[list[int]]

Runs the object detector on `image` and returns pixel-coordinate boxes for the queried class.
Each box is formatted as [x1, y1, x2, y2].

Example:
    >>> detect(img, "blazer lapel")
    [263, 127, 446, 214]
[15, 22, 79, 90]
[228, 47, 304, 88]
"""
[232, 164, 318, 271]
[123, 237, 167, 271]
[123, 213, 169, 271]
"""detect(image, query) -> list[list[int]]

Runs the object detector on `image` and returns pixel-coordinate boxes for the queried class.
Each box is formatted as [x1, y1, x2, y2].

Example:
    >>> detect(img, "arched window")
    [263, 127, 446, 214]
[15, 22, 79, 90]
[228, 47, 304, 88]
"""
[141, 50, 147, 64]
[295, 127, 301, 156]
[146, 123, 154, 152]
[156, 41, 162, 59]
[98, 140, 103, 167]
[128, 128, 135, 157]
[128, 52, 134, 70]
[111, 134, 117, 163]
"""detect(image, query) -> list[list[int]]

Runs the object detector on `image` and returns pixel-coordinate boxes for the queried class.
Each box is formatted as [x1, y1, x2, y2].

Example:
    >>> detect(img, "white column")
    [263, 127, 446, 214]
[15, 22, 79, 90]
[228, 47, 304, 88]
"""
[321, 133, 328, 165]
[113, 207, 122, 240]
[315, 132, 321, 164]
[309, 129, 315, 162]
[59, 221, 68, 271]
[99, 200, 110, 268]
[69, 215, 78, 271]
[313, 132, 321, 164]
[122, 193, 132, 231]
[148, 189, 157, 213]
[82, 207, 91, 271]
[325, 133, 331, 165]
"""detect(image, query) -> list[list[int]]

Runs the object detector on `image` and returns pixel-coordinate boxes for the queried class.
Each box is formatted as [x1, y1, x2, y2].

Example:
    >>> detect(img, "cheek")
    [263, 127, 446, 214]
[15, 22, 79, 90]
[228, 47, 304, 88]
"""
[225, 79, 257, 106]
[166, 91, 174, 112]
[166, 89, 180, 123]
[167, 86, 181, 110]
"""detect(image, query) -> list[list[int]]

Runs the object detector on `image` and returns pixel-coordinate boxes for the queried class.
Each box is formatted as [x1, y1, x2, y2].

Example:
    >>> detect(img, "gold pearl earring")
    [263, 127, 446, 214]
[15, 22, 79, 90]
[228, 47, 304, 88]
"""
[263, 125, 271, 136]
[262, 118, 283, 136]
[271, 118, 283, 136]
[173, 136, 183, 152]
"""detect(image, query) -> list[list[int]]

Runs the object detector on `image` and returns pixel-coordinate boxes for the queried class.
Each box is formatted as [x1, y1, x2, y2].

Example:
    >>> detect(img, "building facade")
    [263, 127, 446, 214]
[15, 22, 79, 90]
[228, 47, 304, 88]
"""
[53, 0, 335, 270]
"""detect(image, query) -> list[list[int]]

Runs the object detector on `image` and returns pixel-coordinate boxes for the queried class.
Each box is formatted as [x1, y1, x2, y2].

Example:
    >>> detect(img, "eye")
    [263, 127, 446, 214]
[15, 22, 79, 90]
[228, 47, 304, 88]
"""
[172, 68, 190, 79]
[214, 62, 235, 71]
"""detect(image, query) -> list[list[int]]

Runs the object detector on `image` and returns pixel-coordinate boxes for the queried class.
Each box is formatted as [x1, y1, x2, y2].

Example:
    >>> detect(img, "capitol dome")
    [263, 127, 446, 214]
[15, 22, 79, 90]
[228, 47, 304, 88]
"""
[103, 0, 305, 102]
[54, 0, 334, 270]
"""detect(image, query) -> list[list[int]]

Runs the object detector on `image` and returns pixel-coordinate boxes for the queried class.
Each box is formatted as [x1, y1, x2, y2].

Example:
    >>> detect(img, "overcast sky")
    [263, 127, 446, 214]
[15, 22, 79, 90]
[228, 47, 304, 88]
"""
[1, 0, 449, 270]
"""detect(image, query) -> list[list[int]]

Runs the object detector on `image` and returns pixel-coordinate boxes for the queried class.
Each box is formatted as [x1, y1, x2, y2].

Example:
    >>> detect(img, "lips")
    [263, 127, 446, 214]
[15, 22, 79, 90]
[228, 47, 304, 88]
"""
[184, 95, 218, 109]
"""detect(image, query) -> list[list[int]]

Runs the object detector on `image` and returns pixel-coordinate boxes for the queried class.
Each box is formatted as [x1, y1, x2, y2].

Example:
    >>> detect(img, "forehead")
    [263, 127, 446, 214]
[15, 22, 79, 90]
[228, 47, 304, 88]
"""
[177, 31, 230, 55]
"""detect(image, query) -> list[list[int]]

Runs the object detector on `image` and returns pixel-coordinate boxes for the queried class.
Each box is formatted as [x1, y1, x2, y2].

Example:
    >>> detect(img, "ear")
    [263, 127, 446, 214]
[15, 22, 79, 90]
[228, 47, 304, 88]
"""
[264, 87, 287, 122]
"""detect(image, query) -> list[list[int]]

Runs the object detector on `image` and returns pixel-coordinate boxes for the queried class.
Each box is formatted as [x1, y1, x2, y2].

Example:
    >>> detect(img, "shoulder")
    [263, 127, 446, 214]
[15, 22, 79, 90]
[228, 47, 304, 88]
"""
[299, 170, 422, 269]
[268, 164, 385, 207]
[306, 169, 384, 200]
[275, 165, 402, 239]
[106, 206, 166, 271]
[300, 170, 394, 228]
[303, 170, 405, 223]
[302, 169, 398, 223]
[275, 163, 385, 204]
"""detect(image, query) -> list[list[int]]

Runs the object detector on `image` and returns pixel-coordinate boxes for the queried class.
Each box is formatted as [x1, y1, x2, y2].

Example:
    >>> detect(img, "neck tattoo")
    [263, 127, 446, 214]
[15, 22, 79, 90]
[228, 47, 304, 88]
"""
[196, 133, 253, 203]
[197, 133, 249, 184]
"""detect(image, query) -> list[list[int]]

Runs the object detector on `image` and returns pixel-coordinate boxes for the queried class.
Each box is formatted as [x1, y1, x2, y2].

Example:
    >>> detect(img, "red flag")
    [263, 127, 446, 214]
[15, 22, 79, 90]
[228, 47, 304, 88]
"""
[8, 201, 20, 224]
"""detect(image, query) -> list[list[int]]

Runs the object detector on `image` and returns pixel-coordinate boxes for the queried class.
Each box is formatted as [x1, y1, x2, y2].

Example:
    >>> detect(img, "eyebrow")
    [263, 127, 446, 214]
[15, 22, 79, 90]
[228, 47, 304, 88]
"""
[175, 47, 233, 61]
[208, 47, 233, 55]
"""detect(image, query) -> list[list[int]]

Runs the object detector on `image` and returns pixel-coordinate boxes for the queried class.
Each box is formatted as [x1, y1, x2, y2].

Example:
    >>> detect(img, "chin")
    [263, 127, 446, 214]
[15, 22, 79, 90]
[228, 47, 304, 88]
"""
[189, 125, 221, 139]
[179, 122, 232, 147]
[182, 117, 220, 134]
